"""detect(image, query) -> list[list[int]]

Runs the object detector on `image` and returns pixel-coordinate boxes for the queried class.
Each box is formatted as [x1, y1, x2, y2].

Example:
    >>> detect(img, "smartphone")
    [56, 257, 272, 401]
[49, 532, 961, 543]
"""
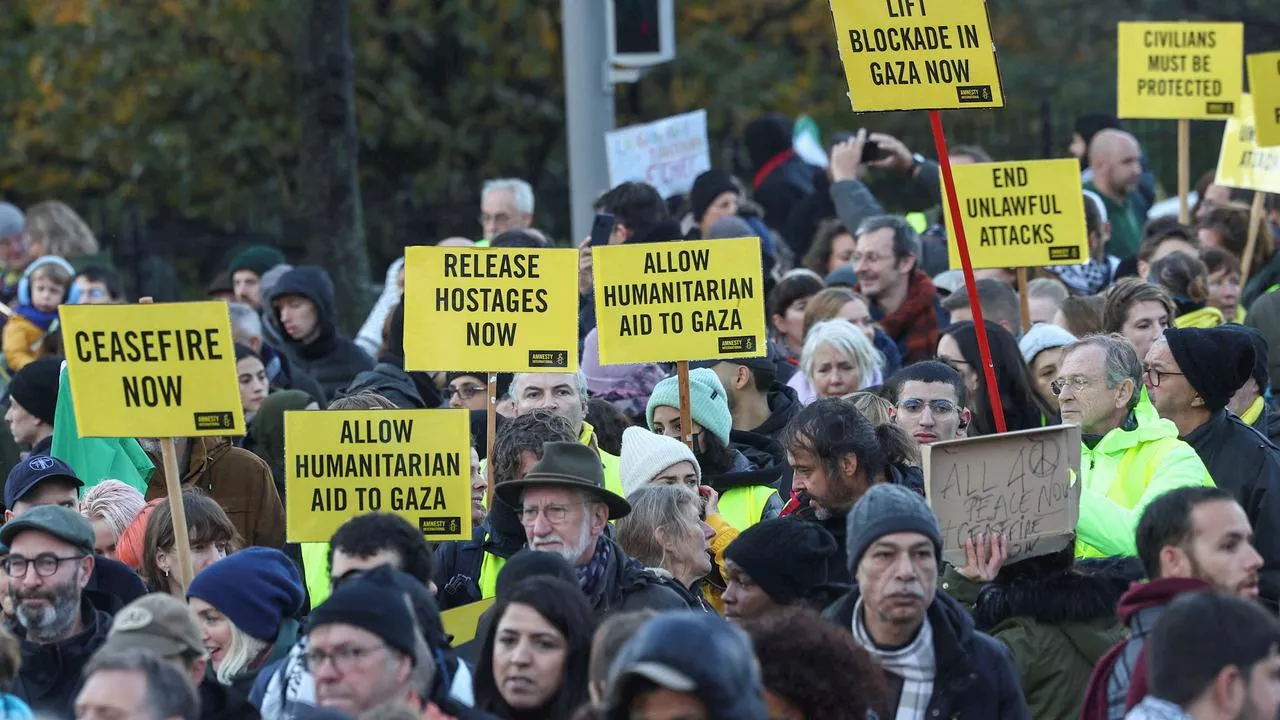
[860, 140, 883, 163]
[588, 212, 616, 247]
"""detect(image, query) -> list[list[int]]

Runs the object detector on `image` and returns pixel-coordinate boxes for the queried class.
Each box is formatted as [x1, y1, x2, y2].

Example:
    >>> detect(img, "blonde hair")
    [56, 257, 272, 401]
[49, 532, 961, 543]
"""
[615, 484, 702, 573]
[29, 262, 72, 288]
[23, 201, 99, 258]
[81, 480, 147, 540]
[214, 622, 268, 686]
[843, 391, 894, 426]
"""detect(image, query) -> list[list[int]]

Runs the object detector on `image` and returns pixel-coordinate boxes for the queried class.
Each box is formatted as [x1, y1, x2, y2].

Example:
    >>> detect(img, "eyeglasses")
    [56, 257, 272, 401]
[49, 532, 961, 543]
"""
[519, 502, 585, 525]
[851, 251, 891, 265]
[444, 385, 485, 400]
[1144, 367, 1184, 388]
[302, 644, 388, 673]
[3, 554, 85, 579]
[1050, 376, 1091, 397]
[896, 398, 958, 416]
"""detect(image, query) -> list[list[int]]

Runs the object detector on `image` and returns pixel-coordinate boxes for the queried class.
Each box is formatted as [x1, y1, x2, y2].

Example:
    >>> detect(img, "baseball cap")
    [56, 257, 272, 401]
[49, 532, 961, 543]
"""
[0, 505, 95, 555]
[607, 612, 767, 720]
[4, 455, 83, 509]
[101, 594, 203, 657]
[689, 356, 774, 372]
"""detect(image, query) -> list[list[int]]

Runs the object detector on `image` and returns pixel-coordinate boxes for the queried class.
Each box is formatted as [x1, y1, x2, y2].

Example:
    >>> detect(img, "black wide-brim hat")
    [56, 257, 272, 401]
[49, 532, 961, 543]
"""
[494, 441, 632, 520]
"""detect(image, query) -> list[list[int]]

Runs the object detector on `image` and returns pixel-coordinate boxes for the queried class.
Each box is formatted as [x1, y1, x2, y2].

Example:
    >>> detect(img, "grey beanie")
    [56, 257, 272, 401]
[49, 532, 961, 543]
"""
[0, 203, 23, 239]
[846, 484, 943, 572]
[1018, 322, 1076, 365]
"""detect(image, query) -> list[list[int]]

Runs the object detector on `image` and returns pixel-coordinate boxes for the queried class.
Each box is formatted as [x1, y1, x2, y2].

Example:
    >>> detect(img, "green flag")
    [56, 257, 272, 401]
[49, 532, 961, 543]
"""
[50, 362, 154, 494]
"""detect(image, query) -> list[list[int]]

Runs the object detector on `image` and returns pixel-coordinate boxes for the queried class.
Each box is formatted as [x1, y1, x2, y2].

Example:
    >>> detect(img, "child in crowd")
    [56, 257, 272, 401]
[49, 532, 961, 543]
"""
[3, 255, 76, 372]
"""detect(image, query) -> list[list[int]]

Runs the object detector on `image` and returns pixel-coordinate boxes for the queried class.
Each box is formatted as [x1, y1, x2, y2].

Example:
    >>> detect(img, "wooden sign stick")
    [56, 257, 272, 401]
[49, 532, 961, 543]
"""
[1178, 119, 1191, 224]
[486, 372, 497, 511]
[677, 361, 694, 450]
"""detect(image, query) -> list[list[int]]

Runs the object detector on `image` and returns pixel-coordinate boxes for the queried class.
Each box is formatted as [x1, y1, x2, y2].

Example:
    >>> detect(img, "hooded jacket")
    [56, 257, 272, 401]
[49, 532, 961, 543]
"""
[942, 560, 1133, 720]
[267, 265, 374, 400]
[1076, 397, 1213, 558]
[1080, 577, 1209, 720]
[199, 677, 261, 720]
[745, 114, 815, 230]
[259, 341, 325, 406]
[1182, 409, 1280, 606]
[354, 257, 404, 357]
[144, 436, 285, 549]
[340, 362, 426, 409]
[11, 596, 113, 717]
[750, 382, 801, 444]
[825, 588, 1029, 720]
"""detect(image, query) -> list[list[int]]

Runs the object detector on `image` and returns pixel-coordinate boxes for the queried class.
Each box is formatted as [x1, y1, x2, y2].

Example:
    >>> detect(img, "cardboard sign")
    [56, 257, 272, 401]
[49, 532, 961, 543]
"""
[606, 111, 711, 200]
[591, 237, 767, 365]
[403, 246, 578, 373]
[941, 159, 1088, 269]
[285, 409, 471, 543]
[60, 302, 244, 438]
[1116, 22, 1244, 120]
[828, 0, 1004, 112]
[1248, 52, 1280, 148]
[1214, 95, 1280, 195]
[923, 425, 1081, 567]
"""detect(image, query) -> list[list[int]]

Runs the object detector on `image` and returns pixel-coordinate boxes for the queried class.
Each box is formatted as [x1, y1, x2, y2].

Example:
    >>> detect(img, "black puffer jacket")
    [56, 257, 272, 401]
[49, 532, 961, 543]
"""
[341, 362, 426, 408]
[752, 383, 802, 444]
[10, 597, 112, 717]
[267, 265, 373, 400]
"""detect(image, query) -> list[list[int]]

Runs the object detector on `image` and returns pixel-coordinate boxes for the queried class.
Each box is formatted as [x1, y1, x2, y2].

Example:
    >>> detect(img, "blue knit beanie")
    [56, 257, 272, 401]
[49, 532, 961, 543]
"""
[187, 547, 304, 642]
[645, 368, 733, 445]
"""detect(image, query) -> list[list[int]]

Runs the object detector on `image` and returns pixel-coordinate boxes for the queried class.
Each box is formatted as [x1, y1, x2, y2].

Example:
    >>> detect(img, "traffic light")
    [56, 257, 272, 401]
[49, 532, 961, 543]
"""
[608, 0, 674, 68]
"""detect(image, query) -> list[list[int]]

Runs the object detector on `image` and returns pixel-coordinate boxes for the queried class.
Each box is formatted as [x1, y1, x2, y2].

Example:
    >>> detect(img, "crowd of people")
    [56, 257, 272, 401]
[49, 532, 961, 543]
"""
[0, 108, 1277, 720]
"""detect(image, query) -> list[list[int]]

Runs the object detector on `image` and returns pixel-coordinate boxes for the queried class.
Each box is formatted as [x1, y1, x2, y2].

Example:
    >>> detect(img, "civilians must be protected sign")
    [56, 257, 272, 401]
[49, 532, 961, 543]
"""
[1116, 22, 1244, 120]
[403, 246, 579, 373]
[285, 409, 471, 543]
[60, 302, 244, 438]
[828, 0, 1004, 112]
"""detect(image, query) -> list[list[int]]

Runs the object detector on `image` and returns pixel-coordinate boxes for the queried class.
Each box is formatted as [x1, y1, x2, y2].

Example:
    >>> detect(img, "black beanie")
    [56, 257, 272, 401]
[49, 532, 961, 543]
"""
[309, 567, 417, 664]
[1223, 325, 1270, 392]
[495, 549, 577, 599]
[1164, 327, 1255, 412]
[8, 358, 61, 427]
[689, 170, 737, 223]
[723, 518, 837, 604]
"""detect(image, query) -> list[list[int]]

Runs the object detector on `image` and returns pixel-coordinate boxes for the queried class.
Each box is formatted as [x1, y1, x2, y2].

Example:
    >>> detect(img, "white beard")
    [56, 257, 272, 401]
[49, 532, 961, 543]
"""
[533, 520, 595, 566]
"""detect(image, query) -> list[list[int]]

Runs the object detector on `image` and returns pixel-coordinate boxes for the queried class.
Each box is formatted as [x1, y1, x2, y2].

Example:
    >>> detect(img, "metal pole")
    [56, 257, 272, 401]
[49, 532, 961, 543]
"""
[562, 0, 616, 245]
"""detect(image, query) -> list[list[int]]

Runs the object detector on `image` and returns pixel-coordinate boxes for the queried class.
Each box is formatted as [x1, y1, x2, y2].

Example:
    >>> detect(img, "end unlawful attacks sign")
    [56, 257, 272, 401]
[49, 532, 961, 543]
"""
[591, 237, 767, 365]
[1214, 95, 1280, 195]
[286, 409, 471, 543]
[60, 302, 244, 438]
[828, 0, 1004, 111]
[942, 159, 1088, 270]
[1117, 22, 1244, 120]
[403, 246, 579, 373]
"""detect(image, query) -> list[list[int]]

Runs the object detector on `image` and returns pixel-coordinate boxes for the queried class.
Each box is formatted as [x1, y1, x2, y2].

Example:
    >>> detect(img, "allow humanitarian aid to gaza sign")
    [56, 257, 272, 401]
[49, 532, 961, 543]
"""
[941, 158, 1088, 270]
[60, 302, 244, 438]
[1214, 95, 1280, 196]
[285, 409, 471, 543]
[403, 246, 579, 373]
[828, 0, 1004, 111]
[591, 237, 767, 365]
[606, 110, 711, 200]
[1116, 22, 1243, 120]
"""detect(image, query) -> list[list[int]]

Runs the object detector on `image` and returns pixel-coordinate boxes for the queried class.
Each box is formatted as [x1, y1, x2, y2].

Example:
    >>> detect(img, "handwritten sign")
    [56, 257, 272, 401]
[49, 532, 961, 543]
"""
[1248, 52, 1280, 148]
[1116, 22, 1244, 120]
[285, 409, 471, 543]
[923, 425, 1081, 566]
[828, 0, 1004, 112]
[605, 111, 711, 199]
[60, 302, 244, 438]
[403, 246, 579, 373]
[1214, 95, 1280, 195]
[942, 159, 1088, 269]
[591, 237, 767, 365]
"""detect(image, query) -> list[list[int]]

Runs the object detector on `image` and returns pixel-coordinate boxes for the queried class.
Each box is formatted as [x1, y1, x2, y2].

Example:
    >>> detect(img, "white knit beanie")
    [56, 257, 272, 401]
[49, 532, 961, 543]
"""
[619, 426, 702, 498]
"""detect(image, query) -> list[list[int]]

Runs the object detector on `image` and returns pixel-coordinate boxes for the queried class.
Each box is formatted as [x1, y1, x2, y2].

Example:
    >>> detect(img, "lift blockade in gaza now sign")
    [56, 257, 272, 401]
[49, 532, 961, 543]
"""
[591, 237, 767, 365]
[1117, 22, 1244, 120]
[285, 409, 471, 543]
[403, 246, 578, 373]
[942, 159, 1088, 270]
[828, 0, 1004, 111]
[60, 302, 244, 438]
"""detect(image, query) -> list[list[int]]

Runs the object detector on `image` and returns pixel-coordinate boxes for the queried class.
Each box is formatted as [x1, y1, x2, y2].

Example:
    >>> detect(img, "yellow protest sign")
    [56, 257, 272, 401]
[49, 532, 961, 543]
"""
[591, 237, 767, 365]
[942, 159, 1088, 270]
[1249, 52, 1280, 147]
[60, 302, 243, 438]
[828, 0, 1004, 112]
[1116, 22, 1244, 120]
[402, 246, 578, 373]
[285, 409, 471, 543]
[1214, 95, 1280, 195]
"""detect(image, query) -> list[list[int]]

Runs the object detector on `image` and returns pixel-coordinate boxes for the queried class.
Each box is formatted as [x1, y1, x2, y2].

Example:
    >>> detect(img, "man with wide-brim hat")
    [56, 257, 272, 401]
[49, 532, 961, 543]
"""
[494, 441, 691, 614]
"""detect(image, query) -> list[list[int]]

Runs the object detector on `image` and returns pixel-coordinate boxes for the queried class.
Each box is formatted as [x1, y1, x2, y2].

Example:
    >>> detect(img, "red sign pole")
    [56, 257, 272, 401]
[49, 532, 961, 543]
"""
[929, 110, 1008, 433]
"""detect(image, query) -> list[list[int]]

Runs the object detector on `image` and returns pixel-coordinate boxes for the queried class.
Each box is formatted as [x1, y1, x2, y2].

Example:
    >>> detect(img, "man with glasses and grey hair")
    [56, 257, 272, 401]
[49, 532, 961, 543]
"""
[1054, 333, 1210, 559]
[479, 178, 535, 242]
[0, 505, 112, 715]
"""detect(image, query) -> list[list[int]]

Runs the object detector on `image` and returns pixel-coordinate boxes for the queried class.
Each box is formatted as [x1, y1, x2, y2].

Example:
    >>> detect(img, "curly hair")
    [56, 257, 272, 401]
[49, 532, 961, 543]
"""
[491, 410, 576, 485]
[745, 607, 888, 720]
